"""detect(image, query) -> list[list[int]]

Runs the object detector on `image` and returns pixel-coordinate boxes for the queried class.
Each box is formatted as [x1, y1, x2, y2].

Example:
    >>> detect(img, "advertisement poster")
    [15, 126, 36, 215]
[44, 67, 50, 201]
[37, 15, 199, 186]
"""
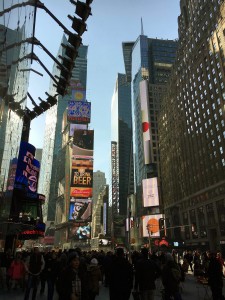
[142, 177, 159, 207]
[15, 142, 40, 193]
[67, 101, 91, 124]
[68, 223, 91, 240]
[69, 198, 92, 221]
[73, 129, 94, 158]
[70, 187, 92, 198]
[142, 214, 163, 237]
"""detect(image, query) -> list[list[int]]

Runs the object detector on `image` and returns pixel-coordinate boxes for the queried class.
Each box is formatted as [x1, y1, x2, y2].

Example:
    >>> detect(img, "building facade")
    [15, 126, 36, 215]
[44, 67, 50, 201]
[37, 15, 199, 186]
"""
[122, 36, 177, 248]
[158, 0, 225, 253]
[38, 38, 88, 222]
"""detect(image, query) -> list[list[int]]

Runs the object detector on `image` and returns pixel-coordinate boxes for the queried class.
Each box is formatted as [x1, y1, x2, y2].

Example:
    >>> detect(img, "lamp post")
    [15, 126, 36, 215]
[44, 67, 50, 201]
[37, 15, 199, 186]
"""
[147, 224, 152, 254]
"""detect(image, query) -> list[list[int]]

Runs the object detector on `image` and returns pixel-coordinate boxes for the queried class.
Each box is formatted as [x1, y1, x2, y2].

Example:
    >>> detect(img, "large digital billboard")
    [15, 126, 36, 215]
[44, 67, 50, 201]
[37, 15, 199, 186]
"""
[70, 158, 93, 199]
[69, 124, 87, 136]
[73, 129, 94, 158]
[15, 142, 40, 193]
[67, 101, 91, 124]
[142, 177, 159, 207]
[142, 214, 163, 237]
[68, 223, 91, 240]
[69, 198, 92, 221]
[140, 80, 151, 164]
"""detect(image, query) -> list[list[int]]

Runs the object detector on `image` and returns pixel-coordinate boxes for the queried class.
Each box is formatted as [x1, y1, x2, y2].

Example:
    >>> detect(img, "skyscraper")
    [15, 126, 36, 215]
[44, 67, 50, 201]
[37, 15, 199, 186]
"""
[38, 36, 88, 223]
[158, 0, 225, 252]
[121, 36, 177, 248]
[111, 73, 132, 215]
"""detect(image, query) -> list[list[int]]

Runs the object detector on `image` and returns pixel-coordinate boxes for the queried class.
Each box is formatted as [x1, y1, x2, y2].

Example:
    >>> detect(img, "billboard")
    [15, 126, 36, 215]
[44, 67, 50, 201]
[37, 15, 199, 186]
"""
[68, 223, 91, 240]
[73, 129, 94, 158]
[140, 80, 151, 164]
[69, 124, 87, 136]
[67, 80, 86, 101]
[67, 101, 91, 124]
[70, 158, 93, 199]
[142, 214, 163, 237]
[69, 198, 92, 221]
[142, 177, 159, 207]
[15, 142, 40, 193]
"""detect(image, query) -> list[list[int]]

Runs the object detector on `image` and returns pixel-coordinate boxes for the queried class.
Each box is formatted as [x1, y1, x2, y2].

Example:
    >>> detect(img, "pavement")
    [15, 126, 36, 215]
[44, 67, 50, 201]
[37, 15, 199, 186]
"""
[0, 273, 224, 300]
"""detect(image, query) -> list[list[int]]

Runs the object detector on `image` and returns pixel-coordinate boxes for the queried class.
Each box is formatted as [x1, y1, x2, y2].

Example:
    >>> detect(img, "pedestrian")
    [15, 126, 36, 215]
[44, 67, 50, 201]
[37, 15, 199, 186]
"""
[45, 251, 58, 300]
[24, 246, 45, 300]
[161, 253, 182, 300]
[8, 252, 25, 290]
[87, 258, 102, 300]
[56, 251, 89, 300]
[208, 252, 224, 300]
[108, 248, 133, 300]
[134, 247, 161, 300]
[183, 250, 193, 272]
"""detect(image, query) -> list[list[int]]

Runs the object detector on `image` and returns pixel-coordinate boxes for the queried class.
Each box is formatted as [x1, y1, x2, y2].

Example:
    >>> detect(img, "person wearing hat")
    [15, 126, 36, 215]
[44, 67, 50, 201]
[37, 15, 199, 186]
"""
[87, 258, 102, 300]
[56, 251, 89, 300]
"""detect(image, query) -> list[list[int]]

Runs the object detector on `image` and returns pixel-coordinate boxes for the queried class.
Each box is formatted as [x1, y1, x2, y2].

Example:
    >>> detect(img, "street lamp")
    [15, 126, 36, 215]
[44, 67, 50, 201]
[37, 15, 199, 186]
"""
[146, 224, 153, 254]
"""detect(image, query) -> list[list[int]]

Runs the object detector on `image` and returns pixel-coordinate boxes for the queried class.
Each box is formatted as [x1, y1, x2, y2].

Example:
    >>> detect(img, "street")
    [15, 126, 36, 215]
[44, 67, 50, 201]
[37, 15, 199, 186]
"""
[0, 273, 224, 300]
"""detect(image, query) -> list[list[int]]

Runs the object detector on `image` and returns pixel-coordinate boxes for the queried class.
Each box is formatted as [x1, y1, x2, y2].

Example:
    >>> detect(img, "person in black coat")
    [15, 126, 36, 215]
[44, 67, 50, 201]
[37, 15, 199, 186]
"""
[108, 248, 133, 300]
[56, 251, 89, 300]
[208, 252, 224, 300]
[134, 248, 161, 300]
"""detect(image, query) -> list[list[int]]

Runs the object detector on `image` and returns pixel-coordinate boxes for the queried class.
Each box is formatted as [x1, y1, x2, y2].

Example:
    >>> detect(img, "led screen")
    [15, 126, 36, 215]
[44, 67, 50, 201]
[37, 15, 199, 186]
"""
[142, 214, 164, 237]
[142, 177, 159, 207]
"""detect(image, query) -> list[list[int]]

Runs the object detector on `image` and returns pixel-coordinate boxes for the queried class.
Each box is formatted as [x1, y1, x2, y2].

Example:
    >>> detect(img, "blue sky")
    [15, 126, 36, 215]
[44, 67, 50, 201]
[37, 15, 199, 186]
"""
[28, 0, 180, 183]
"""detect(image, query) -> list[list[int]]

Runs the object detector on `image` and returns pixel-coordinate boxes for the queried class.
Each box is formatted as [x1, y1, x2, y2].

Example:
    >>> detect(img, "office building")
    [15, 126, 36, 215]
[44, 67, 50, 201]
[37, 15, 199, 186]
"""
[158, 0, 225, 252]
[38, 36, 88, 223]
[122, 36, 177, 247]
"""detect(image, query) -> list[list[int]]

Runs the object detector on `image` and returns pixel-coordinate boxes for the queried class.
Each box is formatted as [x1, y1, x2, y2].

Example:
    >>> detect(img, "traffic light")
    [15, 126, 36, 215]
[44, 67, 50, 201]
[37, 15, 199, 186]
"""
[74, 0, 92, 21]
[68, 15, 87, 36]
[62, 43, 79, 61]
[159, 218, 166, 238]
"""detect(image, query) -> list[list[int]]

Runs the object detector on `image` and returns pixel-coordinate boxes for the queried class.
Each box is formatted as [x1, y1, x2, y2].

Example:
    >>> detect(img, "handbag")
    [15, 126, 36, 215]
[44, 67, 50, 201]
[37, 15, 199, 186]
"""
[132, 290, 141, 300]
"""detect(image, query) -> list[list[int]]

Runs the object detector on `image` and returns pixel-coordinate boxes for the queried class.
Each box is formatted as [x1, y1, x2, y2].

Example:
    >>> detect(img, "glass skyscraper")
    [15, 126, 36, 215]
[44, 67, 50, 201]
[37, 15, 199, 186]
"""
[123, 36, 177, 216]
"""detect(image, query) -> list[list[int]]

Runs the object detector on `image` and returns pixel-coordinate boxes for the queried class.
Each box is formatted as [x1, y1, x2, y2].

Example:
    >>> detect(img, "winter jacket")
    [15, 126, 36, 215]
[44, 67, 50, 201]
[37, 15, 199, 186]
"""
[88, 265, 102, 295]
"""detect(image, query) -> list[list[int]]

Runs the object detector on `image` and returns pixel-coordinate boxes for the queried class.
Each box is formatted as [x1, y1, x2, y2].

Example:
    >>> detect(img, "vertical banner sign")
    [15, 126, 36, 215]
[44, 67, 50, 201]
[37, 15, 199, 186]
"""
[15, 142, 40, 193]
[140, 80, 151, 164]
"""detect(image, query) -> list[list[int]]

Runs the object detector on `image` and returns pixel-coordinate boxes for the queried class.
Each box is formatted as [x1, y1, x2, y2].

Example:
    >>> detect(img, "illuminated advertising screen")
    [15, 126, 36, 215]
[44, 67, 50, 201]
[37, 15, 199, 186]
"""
[68, 223, 91, 240]
[70, 158, 93, 199]
[69, 124, 87, 136]
[142, 214, 163, 237]
[103, 202, 107, 235]
[69, 198, 92, 221]
[140, 80, 151, 164]
[72, 89, 86, 101]
[142, 178, 159, 207]
[73, 129, 94, 158]
[15, 142, 40, 193]
[67, 80, 86, 101]
[67, 101, 91, 124]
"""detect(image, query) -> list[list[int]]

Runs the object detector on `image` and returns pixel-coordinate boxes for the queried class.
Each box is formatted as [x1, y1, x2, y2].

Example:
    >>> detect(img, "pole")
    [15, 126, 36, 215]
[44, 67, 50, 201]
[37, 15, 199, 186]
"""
[148, 227, 151, 254]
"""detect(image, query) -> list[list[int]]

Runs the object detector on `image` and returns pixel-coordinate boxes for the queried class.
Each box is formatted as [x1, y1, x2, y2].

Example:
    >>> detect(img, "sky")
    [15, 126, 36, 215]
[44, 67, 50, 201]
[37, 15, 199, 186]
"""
[28, 0, 180, 183]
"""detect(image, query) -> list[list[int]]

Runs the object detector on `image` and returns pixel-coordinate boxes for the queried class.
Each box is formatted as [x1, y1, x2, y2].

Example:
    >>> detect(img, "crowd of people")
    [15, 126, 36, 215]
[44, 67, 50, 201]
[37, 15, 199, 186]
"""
[0, 246, 224, 300]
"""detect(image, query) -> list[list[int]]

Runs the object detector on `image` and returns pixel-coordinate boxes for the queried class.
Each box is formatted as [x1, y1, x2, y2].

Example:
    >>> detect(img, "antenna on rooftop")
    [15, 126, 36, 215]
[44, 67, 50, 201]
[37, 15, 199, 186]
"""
[141, 17, 144, 35]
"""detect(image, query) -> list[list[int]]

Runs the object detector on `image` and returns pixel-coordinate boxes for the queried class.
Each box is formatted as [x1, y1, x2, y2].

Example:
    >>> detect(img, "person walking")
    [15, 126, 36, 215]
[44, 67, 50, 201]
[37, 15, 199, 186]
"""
[161, 253, 182, 300]
[8, 252, 25, 290]
[134, 247, 161, 300]
[108, 248, 133, 300]
[56, 251, 89, 300]
[87, 258, 102, 300]
[24, 247, 45, 300]
[208, 252, 224, 300]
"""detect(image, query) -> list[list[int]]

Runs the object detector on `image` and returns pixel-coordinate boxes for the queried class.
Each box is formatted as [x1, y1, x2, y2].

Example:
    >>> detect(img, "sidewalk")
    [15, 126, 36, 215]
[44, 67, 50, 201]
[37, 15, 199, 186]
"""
[0, 274, 224, 300]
